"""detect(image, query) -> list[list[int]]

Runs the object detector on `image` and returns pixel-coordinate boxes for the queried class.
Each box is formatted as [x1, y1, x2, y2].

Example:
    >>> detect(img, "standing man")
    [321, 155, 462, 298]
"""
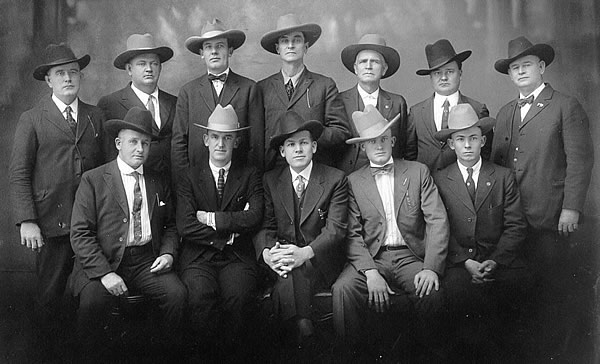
[172, 19, 264, 179]
[70, 107, 186, 357]
[337, 34, 408, 175]
[9, 43, 105, 356]
[407, 39, 491, 172]
[98, 33, 176, 177]
[259, 13, 350, 170]
[491, 36, 593, 356]
[332, 105, 449, 359]
[176, 105, 263, 356]
[254, 110, 348, 351]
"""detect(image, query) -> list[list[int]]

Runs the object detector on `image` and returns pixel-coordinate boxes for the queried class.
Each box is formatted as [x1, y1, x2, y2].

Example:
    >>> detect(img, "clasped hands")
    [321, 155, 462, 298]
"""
[100, 253, 173, 296]
[464, 259, 497, 284]
[262, 242, 314, 278]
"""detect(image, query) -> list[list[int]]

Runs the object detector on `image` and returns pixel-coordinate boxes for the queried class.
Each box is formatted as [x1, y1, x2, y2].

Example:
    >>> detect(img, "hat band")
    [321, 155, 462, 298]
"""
[206, 121, 241, 131]
[201, 30, 227, 39]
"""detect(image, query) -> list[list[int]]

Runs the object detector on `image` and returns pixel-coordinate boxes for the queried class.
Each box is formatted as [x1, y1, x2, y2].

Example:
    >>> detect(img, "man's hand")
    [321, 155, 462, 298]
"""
[20, 221, 44, 252]
[262, 243, 294, 278]
[479, 260, 498, 280]
[365, 269, 395, 313]
[275, 244, 314, 270]
[414, 269, 439, 298]
[150, 254, 174, 274]
[464, 259, 485, 283]
[558, 209, 580, 236]
[101, 272, 128, 296]
[196, 210, 208, 225]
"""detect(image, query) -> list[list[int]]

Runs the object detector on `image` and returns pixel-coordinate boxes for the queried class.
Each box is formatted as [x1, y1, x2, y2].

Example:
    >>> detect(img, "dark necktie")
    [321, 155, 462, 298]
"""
[466, 167, 476, 204]
[131, 171, 143, 244]
[295, 175, 305, 199]
[208, 73, 227, 82]
[370, 163, 393, 176]
[517, 95, 534, 108]
[285, 79, 295, 100]
[441, 99, 450, 129]
[146, 95, 156, 121]
[65, 106, 77, 134]
[217, 168, 225, 205]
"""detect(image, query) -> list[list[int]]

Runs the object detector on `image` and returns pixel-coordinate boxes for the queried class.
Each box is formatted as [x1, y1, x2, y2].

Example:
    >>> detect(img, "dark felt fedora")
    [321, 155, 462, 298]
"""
[416, 39, 471, 76]
[185, 19, 246, 54]
[33, 43, 90, 81]
[106, 107, 160, 140]
[494, 36, 555, 74]
[113, 33, 173, 69]
[269, 110, 323, 149]
[434, 104, 495, 141]
[261, 13, 322, 54]
[341, 34, 400, 79]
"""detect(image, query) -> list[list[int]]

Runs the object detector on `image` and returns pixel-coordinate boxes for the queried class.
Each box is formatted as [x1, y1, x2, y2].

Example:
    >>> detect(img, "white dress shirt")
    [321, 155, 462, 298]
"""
[519, 83, 546, 121]
[457, 157, 482, 188]
[52, 94, 78, 124]
[282, 66, 305, 89]
[371, 157, 406, 247]
[208, 68, 230, 97]
[290, 161, 313, 193]
[131, 83, 161, 128]
[433, 91, 460, 131]
[117, 157, 152, 246]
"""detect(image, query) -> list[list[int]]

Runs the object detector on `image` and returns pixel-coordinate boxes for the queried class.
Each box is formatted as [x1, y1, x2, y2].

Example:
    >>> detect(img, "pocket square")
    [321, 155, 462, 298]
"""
[159, 201, 166, 207]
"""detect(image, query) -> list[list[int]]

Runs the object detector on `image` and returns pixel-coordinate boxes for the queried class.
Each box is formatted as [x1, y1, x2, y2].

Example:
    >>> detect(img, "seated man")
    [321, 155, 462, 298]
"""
[432, 104, 530, 359]
[176, 105, 263, 354]
[253, 110, 348, 350]
[70, 107, 186, 356]
[332, 105, 449, 359]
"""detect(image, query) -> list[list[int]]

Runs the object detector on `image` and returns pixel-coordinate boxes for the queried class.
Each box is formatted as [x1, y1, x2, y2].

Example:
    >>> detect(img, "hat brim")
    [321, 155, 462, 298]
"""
[346, 112, 401, 144]
[33, 54, 91, 81]
[269, 120, 324, 149]
[260, 24, 322, 54]
[105, 119, 161, 141]
[494, 44, 555, 74]
[434, 117, 496, 141]
[341, 44, 400, 79]
[416, 50, 472, 76]
[113, 47, 174, 69]
[185, 30, 246, 54]
[193, 123, 251, 133]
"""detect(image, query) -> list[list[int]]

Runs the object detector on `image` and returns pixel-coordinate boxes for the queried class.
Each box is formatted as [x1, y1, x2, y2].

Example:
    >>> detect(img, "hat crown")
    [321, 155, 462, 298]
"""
[207, 105, 241, 131]
[126, 33, 159, 50]
[447, 104, 480, 130]
[278, 110, 306, 135]
[200, 18, 228, 37]
[122, 107, 155, 134]
[425, 39, 458, 68]
[507, 36, 535, 58]
[352, 105, 389, 140]
[275, 13, 304, 31]
[357, 33, 388, 47]
[43, 43, 78, 65]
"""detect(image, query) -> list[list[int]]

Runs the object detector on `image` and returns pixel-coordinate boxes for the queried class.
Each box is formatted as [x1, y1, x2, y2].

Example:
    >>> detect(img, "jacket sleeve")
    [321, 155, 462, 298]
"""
[157, 176, 179, 259]
[346, 179, 377, 272]
[404, 108, 418, 161]
[317, 78, 351, 148]
[253, 174, 277, 259]
[247, 83, 265, 172]
[215, 168, 264, 233]
[171, 86, 190, 181]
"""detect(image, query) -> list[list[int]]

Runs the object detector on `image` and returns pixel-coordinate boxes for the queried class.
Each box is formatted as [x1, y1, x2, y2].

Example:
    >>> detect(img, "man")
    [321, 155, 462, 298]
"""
[254, 110, 348, 349]
[332, 105, 449, 358]
[407, 39, 491, 172]
[70, 107, 186, 356]
[98, 33, 176, 177]
[432, 104, 530, 360]
[176, 105, 263, 355]
[337, 34, 408, 175]
[9, 43, 105, 355]
[172, 19, 264, 180]
[491, 36, 593, 356]
[259, 13, 350, 170]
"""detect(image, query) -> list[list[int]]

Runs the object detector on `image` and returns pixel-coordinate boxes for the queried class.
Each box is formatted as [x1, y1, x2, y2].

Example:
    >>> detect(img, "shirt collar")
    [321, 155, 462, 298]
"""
[369, 156, 394, 168]
[520, 82, 546, 100]
[209, 160, 232, 174]
[117, 156, 144, 175]
[208, 67, 230, 78]
[434, 90, 460, 107]
[52, 94, 78, 115]
[357, 84, 379, 100]
[457, 157, 482, 176]
[282, 66, 305, 86]
[130, 83, 159, 104]
[290, 161, 313, 183]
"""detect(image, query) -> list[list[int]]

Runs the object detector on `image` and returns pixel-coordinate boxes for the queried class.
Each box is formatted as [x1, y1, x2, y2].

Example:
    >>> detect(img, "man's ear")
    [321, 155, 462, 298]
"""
[391, 136, 396, 147]
[481, 135, 486, 147]
[115, 137, 121, 151]
[233, 136, 240, 148]
[279, 145, 285, 158]
[311, 140, 317, 154]
[448, 138, 455, 150]
[203, 133, 209, 147]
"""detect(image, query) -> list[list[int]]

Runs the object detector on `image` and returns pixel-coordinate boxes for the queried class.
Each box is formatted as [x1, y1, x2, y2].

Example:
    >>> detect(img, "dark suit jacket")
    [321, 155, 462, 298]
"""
[406, 93, 491, 172]
[70, 160, 178, 295]
[97, 84, 177, 176]
[253, 163, 348, 284]
[346, 159, 449, 275]
[491, 84, 593, 231]
[258, 69, 350, 170]
[433, 161, 527, 267]
[176, 160, 264, 270]
[9, 95, 106, 238]
[337, 85, 408, 174]
[171, 71, 264, 179]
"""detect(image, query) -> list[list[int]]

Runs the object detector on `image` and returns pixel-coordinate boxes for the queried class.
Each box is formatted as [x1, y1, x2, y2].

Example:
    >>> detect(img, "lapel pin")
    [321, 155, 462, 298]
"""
[385, 105, 389, 109]
[537, 103, 544, 108]
[486, 182, 491, 186]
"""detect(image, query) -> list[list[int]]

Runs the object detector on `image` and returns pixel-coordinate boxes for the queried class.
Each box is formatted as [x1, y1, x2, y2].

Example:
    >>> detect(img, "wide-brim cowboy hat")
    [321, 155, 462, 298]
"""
[261, 13, 322, 54]
[269, 110, 323, 149]
[494, 36, 555, 74]
[346, 105, 401, 144]
[105, 107, 160, 141]
[33, 43, 90, 81]
[434, 104, 495, 141]
[113, 33, 173, 69]
[416, 39, 471, 76]
[341, 33, 400, 79]
[194, 104, 250, 132]
[185, 18, 246, 54]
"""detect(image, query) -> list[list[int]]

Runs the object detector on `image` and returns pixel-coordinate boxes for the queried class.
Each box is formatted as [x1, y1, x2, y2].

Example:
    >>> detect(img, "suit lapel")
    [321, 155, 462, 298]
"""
[221, 163, 242, 210]
[197, 166, 219, 211]
[446, 163, 476, 213]
[158, 90, 173, 132]
[75, 100, 90, 143]
[359, 166, 386, 219]
[120, 85, 146, 110]
[289, 70, 314, 108]
[270, 73, 290, 106]
[300, 165, 324, 225]
[474, 162, 495, 212]
[392, 161, 409, 217]
[104, 161, 129, 216]
[277, 168, 295, 222]
[144, 171, 158, 219]
[43, 97, 75, 140]
[378, 89, 393, 120]
[521, 85, 553, 128]
[422, 95, 438, 142]
[220, 72, 240, 107]
[199, 76, 217, 112]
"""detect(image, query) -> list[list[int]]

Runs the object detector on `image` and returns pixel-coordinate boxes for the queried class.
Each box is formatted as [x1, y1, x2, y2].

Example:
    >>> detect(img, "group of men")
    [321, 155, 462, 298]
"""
[9, 12, 593, 362]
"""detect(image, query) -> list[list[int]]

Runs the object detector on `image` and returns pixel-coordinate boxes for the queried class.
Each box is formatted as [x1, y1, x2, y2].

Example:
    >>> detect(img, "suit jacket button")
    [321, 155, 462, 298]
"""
[119, 237, 123, 242]
[467, 218, 473, 222]
[123, 218, 127, 223]
[210, 242, 214, 245]
[468, 248, 473, 253]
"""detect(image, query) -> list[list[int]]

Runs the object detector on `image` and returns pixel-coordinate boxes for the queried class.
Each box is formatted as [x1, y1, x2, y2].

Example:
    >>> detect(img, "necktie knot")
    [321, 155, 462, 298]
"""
[517, 95, 534, 108]
[370, 163, 393, 176]
[467, 167, 473, 177]
[285, 79, 295, 100]
[208, 73, 227, 82]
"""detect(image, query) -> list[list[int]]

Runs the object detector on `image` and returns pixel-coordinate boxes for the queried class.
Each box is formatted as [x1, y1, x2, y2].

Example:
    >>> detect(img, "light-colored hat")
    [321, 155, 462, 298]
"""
[185, 19, 246, 54]
[434, 104, 495, 141]
[269, 111, 323, 149]
[494, 36, 555, 74]
[106, 107, 160, 140]
[260, 13, 321, 54]
[416, 39, 471, 76]
[341, 34, 400, 79]
[113, 33, 173, 70]
[346, 105, 401, 144]
[33, 43, 90, 81]
[194, 104, 250, 133]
